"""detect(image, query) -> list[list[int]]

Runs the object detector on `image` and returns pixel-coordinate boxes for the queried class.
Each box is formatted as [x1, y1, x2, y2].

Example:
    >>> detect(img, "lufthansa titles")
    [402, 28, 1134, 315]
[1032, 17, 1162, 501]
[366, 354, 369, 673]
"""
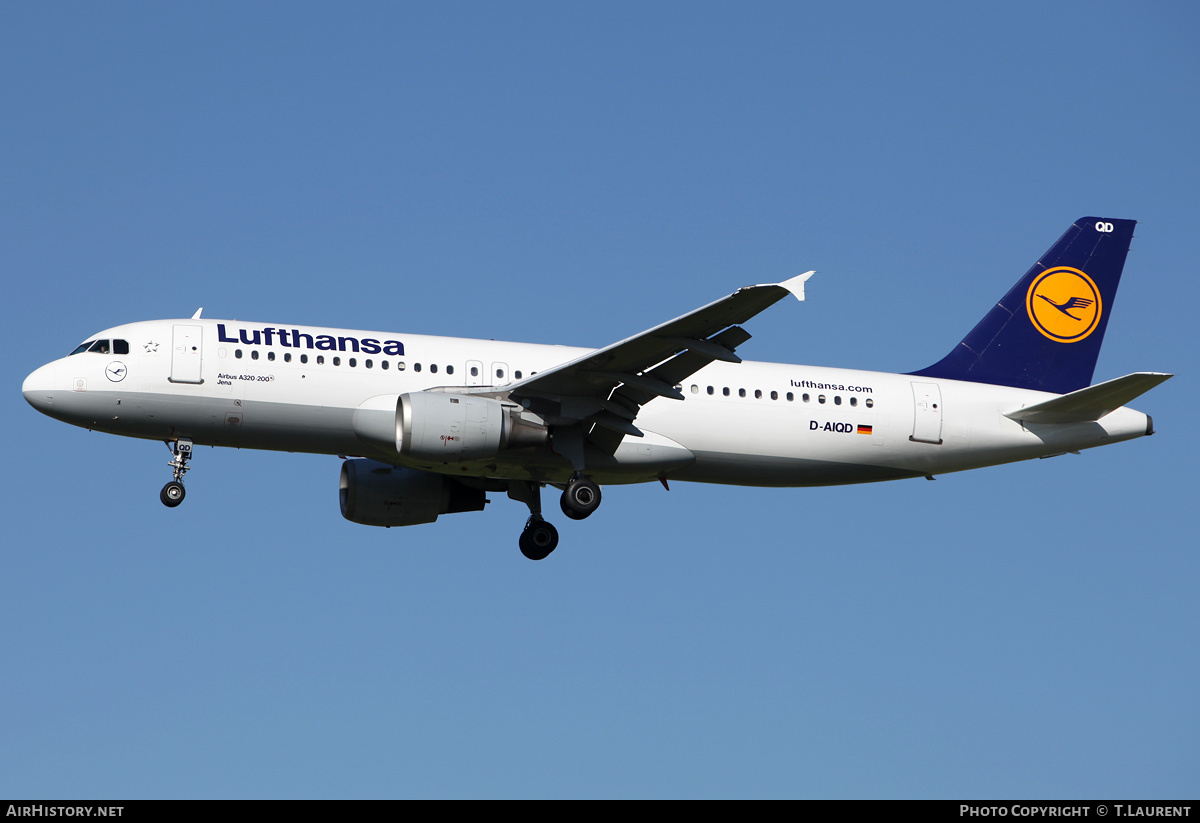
[217, 324, 404, 355]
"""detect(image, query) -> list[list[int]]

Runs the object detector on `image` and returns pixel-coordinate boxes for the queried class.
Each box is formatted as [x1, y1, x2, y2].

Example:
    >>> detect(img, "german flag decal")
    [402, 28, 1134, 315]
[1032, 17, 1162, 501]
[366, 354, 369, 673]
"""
[857, 424, 873, 435]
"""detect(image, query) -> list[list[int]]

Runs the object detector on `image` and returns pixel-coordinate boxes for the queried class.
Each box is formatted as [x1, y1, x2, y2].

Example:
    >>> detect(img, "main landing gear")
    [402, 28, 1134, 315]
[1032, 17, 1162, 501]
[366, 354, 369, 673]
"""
[559, 476, 601, 520]
[519, 517, 559, 561]
[160, 439, 193, 508]
[509, 475, 603, 560]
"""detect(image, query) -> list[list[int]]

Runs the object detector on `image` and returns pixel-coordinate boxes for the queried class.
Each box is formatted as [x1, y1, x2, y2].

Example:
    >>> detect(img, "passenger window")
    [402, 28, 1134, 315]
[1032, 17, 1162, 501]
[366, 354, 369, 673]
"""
[414, 363, 421, 372]
[365, 359, 373, 368]
[397, 362, 406, 371]
[349, 358, 356, 367]
[802, 393, 810, 402]
[834, 395, 841, 405]
[430, 364, 438, 374]
[381, 361, 388, 370]
[267, 351, 276, 361]
[786, 392, 794, 401]
[707, 386, 714, 395]
[738, 388, 746, 398]
[818, 395, 826, 404]
[722, 387, 730, 396]
[754, 389, 762, 399]
[333, 357, 341, 366]
[771, 391, 778, 400]
[850, 397, 857, 407]
[235, 350, 243, 359]
[448, 365, 455, 375]
[866, 398, 874, 408]
[470, 366, 479, 377]
[300, 354, 308, 364]
[251, 350, 259, 360]
[691, 385, 699, 394]
[284, 353, 292, 363]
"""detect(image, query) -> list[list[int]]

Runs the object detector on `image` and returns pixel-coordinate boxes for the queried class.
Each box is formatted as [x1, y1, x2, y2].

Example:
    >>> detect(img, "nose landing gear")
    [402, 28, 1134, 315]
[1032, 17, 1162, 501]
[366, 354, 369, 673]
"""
[160, 439, 193, 508]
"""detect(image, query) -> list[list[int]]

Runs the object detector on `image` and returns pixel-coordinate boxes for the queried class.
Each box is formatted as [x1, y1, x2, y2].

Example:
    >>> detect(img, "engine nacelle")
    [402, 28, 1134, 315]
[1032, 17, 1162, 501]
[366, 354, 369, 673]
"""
[401, 391, 504, 461]
[339, 459, 487, 527]
[353, 392, 547, 463]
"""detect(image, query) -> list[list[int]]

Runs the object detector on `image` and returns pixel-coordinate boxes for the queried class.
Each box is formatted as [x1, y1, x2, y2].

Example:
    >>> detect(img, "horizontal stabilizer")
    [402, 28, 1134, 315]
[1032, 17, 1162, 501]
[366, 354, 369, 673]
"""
[1004, 372, 1172, 424]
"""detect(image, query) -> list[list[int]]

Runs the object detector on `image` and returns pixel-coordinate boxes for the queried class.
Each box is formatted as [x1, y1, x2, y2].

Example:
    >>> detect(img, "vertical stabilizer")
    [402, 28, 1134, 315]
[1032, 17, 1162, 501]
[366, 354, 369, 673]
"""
[910, 217, 1135, 394]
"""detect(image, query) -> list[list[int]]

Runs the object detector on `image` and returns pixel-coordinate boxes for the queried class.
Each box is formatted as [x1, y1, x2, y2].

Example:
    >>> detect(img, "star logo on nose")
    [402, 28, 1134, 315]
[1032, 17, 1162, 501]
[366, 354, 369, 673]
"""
[144, 341, 159, 353]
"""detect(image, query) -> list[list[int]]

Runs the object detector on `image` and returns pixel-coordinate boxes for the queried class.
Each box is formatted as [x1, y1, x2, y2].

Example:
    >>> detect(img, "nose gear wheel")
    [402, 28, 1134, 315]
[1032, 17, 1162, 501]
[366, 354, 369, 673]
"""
[160, 439, 193, 508]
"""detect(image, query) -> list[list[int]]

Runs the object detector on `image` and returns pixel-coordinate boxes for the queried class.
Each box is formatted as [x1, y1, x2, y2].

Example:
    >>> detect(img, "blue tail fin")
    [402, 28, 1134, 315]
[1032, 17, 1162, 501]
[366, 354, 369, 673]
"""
[909, 217, 1136, 394]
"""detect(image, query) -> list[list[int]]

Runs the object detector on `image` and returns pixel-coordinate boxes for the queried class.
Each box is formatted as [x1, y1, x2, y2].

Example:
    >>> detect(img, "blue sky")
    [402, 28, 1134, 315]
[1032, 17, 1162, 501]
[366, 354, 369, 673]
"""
[2, 2, 1196, 798]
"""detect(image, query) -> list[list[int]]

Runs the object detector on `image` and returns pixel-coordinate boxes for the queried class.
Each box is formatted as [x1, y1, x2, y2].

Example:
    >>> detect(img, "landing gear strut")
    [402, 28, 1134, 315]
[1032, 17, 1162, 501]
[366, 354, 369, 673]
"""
[160, 439, 193, 508]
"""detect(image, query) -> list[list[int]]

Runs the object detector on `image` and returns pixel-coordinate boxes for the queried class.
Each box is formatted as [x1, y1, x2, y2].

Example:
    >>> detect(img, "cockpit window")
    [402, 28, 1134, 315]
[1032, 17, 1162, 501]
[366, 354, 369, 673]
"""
[72, 339, 128, 355]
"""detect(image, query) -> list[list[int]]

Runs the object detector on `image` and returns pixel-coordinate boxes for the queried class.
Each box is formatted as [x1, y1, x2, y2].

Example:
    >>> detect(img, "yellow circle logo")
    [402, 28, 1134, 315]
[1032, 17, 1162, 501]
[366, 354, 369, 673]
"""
[1026, 267, 1102, 343]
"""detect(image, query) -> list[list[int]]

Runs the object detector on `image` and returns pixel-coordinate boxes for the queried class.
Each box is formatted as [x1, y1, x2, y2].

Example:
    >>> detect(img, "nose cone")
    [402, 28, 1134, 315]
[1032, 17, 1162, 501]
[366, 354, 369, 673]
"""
[22, 362, 59, 415]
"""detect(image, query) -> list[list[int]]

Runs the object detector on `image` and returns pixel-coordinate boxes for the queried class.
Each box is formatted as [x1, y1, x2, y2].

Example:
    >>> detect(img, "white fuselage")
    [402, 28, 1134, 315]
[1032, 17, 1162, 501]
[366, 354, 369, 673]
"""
[22, 318, 1154, 488]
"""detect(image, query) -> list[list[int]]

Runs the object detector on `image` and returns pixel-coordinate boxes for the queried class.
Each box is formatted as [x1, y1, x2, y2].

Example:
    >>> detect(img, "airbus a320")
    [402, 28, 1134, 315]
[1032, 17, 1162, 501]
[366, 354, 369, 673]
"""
[23, 217, 1170, 559]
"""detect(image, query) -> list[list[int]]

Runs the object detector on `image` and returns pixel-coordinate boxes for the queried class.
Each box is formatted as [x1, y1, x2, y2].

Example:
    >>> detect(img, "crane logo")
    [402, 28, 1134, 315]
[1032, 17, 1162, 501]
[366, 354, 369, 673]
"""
[1026, 267, 1102, 343]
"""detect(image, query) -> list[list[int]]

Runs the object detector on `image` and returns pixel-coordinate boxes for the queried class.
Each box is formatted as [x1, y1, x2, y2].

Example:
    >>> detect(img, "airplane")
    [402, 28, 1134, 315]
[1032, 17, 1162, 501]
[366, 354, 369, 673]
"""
[22, 217, 1171, 560]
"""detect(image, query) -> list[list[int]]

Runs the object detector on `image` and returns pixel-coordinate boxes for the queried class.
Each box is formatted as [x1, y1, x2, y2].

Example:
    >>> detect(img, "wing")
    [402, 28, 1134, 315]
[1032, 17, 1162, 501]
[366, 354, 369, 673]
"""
[504, 271, 814, 455]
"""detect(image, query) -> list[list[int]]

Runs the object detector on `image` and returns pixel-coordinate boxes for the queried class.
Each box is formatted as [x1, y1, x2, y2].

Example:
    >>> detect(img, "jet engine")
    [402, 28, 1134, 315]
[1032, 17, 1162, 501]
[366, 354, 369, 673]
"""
[339, 459, 486, 527]
[353, 392, 547, 463]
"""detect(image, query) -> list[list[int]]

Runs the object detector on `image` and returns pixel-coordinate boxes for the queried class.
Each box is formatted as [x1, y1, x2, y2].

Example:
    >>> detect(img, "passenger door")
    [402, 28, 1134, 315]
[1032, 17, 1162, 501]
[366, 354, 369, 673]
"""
[169, 324, 204, 384]
[910, 382, 943, 444]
